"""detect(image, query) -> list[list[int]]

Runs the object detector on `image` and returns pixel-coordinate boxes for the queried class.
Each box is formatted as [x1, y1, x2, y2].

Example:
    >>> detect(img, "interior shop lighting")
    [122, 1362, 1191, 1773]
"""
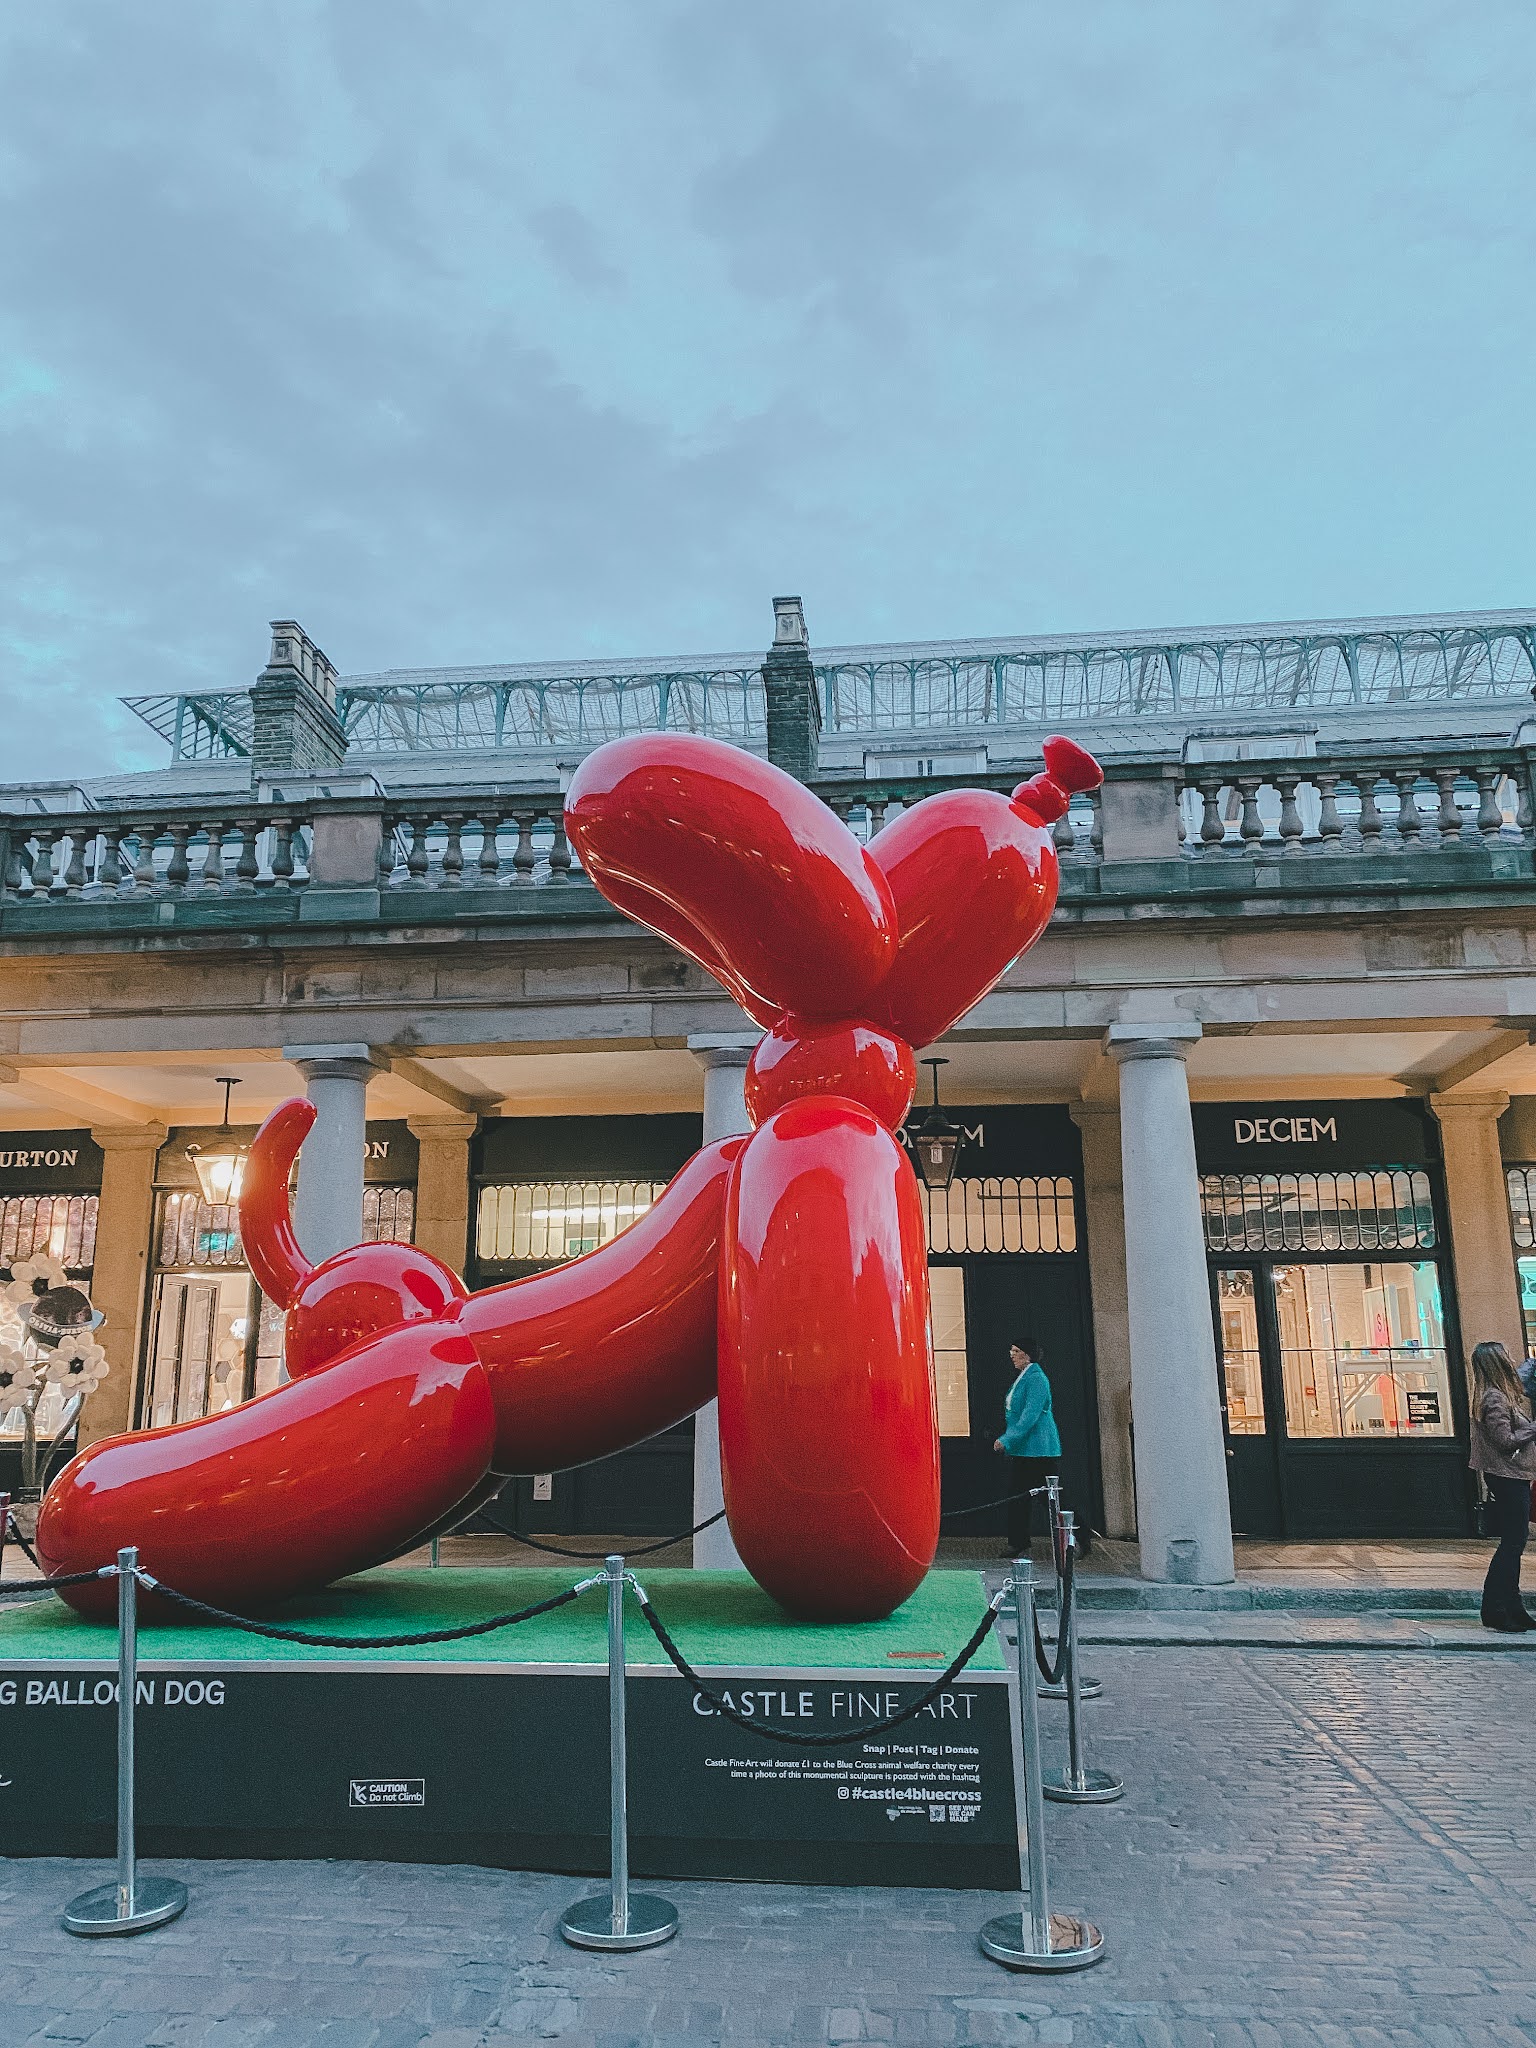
[186, 1078, 246, 1206]
[914, 1057, 961, 1194]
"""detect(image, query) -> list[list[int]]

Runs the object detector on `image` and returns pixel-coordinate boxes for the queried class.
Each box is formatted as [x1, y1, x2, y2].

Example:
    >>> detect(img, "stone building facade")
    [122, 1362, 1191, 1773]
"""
[4, 603, 1536, 1584]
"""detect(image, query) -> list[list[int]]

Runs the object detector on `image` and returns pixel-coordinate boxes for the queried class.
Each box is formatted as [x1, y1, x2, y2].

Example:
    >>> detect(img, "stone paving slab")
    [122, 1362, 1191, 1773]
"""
[4, 1647, 1536, 2045]
[1064, 1615, 1536, 1651]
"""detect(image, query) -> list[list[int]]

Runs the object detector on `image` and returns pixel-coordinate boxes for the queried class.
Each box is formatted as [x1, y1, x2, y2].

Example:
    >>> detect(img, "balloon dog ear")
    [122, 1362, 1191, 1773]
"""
[566, 733, 898, 1025]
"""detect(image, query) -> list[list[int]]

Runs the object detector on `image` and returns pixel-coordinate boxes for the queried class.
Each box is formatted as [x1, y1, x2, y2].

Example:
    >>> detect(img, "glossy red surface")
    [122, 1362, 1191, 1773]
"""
[566, 734, 898, 1025]
[462, 1136, 743, 1472]
[286, 1244, 469, 1380]
[745, 1019, 915, 1131]
[240, 1097, 469, 1377]
[34, 731, 1099, 1626]
[239, 1096, 315, 1307]
[865, 789, 1063, 1049]
[719, 1101, 939, 1621]
[38, 1322, 496, 1619]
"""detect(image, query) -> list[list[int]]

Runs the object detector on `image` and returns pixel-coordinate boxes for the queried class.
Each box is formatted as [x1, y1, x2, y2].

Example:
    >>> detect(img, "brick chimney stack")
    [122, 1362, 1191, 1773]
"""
[762, 595, 821, 782]
[249, 621, 347, 779]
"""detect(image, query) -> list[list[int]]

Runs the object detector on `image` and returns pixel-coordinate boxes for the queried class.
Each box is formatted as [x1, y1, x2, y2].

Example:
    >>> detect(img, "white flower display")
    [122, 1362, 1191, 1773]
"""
[44, 1336, 110, 1398]
[0, 1253, 68, 1306]
[0, 1343, 39, 1401]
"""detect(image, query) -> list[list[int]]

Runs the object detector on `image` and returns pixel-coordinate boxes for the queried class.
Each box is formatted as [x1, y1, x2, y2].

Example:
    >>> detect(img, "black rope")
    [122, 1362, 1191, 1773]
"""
[1029, 1543, 1073, 1688]
[940, 1490, 1019, 1522]
[6, 1522, 43, 1569]
[474, 1507, 728, 1561]
[0, 1568, 113, 1598]
[139, 1576, 587, 1649]
[634, 1587, 1004, 1747]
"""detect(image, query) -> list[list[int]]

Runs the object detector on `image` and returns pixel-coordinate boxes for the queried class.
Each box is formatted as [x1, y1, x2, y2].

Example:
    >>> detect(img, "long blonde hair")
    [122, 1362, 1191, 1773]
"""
[1471, 1341, 1530, 1417]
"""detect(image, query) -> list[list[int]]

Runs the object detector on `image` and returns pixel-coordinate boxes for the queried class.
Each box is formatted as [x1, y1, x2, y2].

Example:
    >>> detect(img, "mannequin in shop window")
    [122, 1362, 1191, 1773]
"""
[994, 1340, 1062, 1560]
[1469, 1340, 1536, 1633]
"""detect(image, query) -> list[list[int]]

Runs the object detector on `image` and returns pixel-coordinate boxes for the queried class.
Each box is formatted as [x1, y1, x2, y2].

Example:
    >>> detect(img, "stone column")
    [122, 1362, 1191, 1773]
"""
[80, 1126, 165, 1449]
[1107, 1016, 1235, 1585]
[1430, 1091, 1524, 1363]
[282, 1043, 385, 1267]
[407, 1114, 479, 1277]
[1069, 1100, 1136, 1540]
[688, 1032, 758, 1570]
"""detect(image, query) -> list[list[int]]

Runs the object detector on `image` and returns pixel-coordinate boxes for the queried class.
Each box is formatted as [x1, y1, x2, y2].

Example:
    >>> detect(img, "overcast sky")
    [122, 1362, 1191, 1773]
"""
[2, 0, 1533, 778]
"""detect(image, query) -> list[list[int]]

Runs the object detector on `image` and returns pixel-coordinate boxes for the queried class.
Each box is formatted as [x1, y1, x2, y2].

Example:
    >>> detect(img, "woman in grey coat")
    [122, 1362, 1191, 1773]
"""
[1469, 1340, 1536, 1632]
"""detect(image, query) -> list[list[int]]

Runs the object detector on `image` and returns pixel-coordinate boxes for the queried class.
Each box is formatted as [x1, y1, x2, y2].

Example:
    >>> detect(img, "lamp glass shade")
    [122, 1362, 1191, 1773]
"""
[914, 1127, 959, 1193]
[187, 1143, 245, 1205]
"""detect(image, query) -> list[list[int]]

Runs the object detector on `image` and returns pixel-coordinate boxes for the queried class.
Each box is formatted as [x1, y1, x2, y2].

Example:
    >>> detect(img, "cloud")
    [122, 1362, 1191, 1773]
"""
[0, 0, 1532, 780]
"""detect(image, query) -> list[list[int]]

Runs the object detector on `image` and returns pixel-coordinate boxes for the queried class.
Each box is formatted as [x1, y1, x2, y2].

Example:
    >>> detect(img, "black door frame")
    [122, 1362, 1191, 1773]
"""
[1207, 1242, 1471, 1538]
[936, 1250, 1103, 1538]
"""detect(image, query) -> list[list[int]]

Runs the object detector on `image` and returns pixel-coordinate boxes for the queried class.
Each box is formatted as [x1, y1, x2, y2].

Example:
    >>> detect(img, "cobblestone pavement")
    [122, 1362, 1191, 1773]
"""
[3, 1648, 1535, 2048]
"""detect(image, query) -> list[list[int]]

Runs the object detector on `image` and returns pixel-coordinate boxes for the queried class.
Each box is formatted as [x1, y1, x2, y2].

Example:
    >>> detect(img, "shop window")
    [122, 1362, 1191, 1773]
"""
[1214, 1269, 1266, 1435]
[0, 1194, 98, 1441]
[1271, 1261, 1452, 1439]
[922, 1177, 1077, 1256]
[476, 1182, 667, 1266]
[0, 1193, 97, 1273]
[927, 1265, 971, 1437]
[1201, 1170, 1435, 1255]
[1507, 1165, 1536, 1250]
[366, 1185, 415, 1241]
[158, 1187, 415, 1268]
[1520, 1257, 1536, 1359]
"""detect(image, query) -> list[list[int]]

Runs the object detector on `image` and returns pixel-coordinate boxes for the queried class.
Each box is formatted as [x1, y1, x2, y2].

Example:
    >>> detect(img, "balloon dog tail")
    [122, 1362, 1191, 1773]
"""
[239, 1095, 318, 1307]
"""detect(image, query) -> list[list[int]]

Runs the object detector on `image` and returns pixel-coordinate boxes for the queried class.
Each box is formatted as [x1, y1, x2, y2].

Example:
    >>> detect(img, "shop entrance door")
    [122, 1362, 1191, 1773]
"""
[1212, 1266, 1284, 1537]
[1211, 1259, 1469, 1537]
[939, 1260, 1101, 1536]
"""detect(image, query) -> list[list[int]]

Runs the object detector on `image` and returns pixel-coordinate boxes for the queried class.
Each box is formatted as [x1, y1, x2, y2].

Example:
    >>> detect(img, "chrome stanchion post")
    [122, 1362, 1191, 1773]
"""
[1044, 1515, 1122, 1805]
[63, 1549, 188, 1936]
[429, 1535, 440, 1569]
[1036, 1484, 1101, 1702]
[0, 1490, 10, 1576]
[980, 1556, 1103, 1972]
[559, 1554, 678, 1952]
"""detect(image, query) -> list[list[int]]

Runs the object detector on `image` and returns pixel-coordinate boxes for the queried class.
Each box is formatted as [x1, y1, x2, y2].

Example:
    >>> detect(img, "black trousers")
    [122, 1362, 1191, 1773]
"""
[1005, 1456, 1058, 1553]
[1482, 1474, 1532, 1623]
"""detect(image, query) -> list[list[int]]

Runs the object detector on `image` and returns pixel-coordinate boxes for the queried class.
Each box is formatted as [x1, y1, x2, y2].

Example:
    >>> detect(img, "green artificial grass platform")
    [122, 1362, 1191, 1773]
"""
[0, 1566, 1003, 1673]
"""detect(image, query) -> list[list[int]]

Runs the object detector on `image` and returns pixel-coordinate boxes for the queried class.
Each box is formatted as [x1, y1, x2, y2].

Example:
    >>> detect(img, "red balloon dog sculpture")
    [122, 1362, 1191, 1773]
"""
[38, 732, 1101, 1622]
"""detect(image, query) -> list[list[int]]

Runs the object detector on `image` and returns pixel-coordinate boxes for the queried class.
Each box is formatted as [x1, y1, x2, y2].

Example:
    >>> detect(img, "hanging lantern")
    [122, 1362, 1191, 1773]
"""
[187, 1078, 246, 1205]
[913, 1057, 960, 1194]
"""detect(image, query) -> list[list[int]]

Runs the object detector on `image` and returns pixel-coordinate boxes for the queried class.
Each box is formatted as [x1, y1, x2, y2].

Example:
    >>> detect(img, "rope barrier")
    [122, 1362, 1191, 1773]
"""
[1030, 1541, 1073, 1688]
[475, 1507, 728, 1560]
[632, 1583, 1007, 1747]
[940, 1490, 1022, 1522]
[137, 1575, 588, 1649]
[0, 1568, 111, 1599]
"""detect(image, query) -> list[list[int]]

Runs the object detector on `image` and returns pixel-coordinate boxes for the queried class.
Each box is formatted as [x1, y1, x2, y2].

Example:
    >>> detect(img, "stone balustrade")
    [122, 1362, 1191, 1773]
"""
[0, 808, 314, 898]
[1175, 743, 1535, 859]
[1, 741, 1532, 913]
[379, 802, 576, 889]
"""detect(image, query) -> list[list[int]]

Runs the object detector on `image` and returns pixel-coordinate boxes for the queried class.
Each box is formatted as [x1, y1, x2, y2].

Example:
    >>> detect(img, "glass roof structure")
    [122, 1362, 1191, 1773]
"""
[123, 608, 1536, 762]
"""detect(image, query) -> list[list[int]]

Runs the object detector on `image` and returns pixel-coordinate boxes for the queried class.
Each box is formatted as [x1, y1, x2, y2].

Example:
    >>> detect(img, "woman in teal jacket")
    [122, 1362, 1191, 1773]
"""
[994, 1340, 1062, 1558]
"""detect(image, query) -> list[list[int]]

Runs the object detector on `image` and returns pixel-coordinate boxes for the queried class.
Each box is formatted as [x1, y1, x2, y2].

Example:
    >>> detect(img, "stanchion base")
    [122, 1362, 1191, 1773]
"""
[1044, 1768, 1124, 1804]
[980, 1910, 1104, 1973]
[1037, 1677, 1103, 1700]
[63, 1876, 188, 1937]
[559, 1892, 679, 1951]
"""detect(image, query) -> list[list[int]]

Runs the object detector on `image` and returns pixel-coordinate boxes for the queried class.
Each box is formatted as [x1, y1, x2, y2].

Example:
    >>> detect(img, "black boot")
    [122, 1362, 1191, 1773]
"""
[1481, 1607, 1535, 1632]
